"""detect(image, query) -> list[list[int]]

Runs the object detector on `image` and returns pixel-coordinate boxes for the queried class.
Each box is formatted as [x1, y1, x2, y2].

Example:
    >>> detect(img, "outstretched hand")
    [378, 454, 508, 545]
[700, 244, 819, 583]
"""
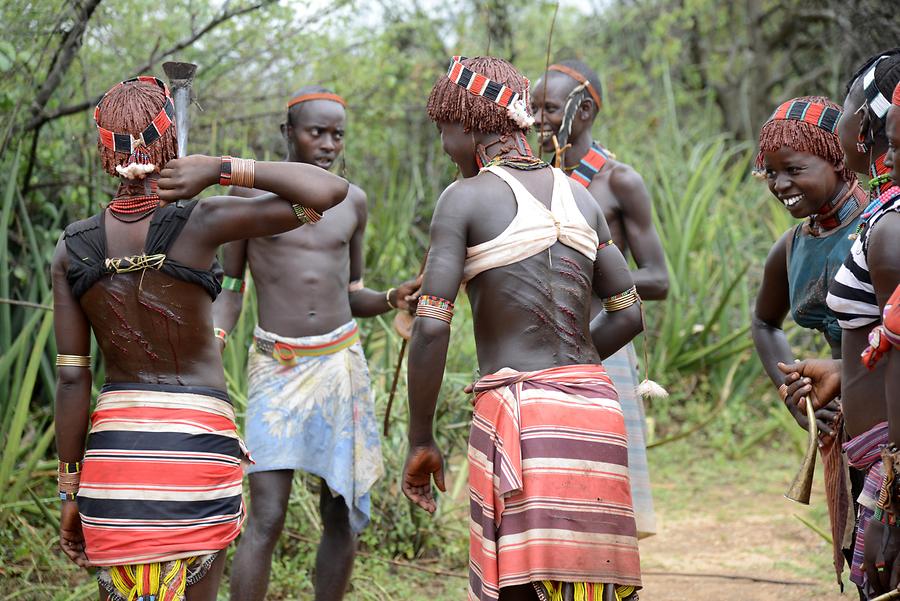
[402, 441, 446, 513]
[777, 359, 842, 412]
[59, 500, 89, 568]
[157, 155, 219, 203]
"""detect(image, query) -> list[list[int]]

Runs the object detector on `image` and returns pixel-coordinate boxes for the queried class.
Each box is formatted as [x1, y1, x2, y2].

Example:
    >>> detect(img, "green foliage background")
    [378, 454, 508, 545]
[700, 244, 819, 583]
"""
[0, 0, 896, 598]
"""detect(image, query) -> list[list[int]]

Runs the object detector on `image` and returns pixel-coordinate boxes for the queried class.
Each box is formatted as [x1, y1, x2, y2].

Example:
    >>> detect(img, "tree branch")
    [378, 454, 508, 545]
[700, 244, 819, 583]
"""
[29, 0, 103, 120]
[19, 0, 278, 133]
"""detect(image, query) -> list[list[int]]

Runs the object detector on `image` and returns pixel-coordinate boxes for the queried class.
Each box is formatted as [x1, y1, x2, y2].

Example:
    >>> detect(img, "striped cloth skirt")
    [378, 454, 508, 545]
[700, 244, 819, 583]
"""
[78, 383, 246, 570]
[468, 365, 641, 601]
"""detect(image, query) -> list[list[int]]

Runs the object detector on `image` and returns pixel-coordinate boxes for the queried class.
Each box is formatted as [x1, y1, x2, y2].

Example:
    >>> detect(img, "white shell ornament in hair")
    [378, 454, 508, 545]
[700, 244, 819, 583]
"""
[507, 98, 535, 128]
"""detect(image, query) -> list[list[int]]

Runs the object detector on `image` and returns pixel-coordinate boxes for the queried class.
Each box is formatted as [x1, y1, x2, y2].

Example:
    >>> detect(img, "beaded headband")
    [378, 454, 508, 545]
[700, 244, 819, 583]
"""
[94, 76, 174, 155]
[287, 92, 346, 108]
[863, 56, 892, 118]
[766, 99, 842, 134]
[548, 64, 601, 108]
[446, 56, 534, 128]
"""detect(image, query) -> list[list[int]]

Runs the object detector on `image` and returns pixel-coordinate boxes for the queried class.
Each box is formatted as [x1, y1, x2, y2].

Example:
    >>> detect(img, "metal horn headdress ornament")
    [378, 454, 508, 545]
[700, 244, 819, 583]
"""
[162, 61, 198, 158]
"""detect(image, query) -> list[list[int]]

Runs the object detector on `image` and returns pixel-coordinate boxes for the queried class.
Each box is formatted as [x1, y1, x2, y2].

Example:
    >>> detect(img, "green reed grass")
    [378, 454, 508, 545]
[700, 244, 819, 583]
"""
[0, 113, 805, 597]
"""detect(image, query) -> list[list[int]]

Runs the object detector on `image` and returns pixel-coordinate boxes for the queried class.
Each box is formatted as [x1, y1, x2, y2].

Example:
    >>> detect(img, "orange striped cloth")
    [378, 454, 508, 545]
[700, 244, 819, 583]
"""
[468, 364, 642, 601]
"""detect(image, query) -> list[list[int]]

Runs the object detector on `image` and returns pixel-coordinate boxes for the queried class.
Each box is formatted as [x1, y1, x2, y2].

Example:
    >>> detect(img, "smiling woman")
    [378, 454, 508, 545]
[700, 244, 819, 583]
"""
[750, 95, 868, 590]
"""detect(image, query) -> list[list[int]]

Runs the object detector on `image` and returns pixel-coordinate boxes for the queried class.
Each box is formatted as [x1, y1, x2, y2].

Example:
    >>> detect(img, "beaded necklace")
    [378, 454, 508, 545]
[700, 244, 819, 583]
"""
[482, 154, 548, 171]
[108, 180, 161, 222]
[850, 154, 900, 240]
[807, 182, 864, 236]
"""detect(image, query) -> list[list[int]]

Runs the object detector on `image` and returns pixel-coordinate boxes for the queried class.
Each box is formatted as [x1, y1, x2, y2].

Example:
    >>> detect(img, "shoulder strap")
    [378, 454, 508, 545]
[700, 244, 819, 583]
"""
[569, 142, 610, 188]
[484, 166, 542, 208]
[145, 199, 199, 255]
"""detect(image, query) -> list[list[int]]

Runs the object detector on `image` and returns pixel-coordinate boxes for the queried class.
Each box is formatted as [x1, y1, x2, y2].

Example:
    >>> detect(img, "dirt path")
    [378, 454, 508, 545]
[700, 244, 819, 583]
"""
[639, 446, 848, 600]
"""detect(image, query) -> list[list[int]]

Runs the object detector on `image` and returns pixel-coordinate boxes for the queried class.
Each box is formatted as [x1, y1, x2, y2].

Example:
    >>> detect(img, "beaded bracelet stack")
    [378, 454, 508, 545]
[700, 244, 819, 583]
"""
[219, 156, 256, 188]
[876, 445, 900, 525]
[602, 286, 639, 312]
[56, 354, 91, 368]
[416, 295, 454, 324]
[58, 460, 82, 501]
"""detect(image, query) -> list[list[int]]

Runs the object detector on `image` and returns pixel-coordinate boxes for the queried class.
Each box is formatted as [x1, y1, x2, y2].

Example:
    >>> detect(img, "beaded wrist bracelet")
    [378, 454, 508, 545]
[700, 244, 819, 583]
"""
[214, 327, 228, 347]
[220, 156, 256, 188]
[58, 460, 82, 501]
[222, 275, 245, 294]
[417, 295, 454, 324]
[602, 286, 639, 312]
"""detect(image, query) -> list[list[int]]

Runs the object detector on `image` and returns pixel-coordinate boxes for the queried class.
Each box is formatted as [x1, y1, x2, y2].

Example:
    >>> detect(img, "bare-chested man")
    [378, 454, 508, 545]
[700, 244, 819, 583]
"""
[531, 60, 669, 538]
[214, 85, 419, 601]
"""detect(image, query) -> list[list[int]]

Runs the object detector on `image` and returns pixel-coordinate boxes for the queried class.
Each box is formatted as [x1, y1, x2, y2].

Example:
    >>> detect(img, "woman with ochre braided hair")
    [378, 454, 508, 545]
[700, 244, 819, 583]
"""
[401, 56, 643, 601]
[780, 51, 900, 598]
[51, 76, 347, 601]
[750, 95, 867, 592]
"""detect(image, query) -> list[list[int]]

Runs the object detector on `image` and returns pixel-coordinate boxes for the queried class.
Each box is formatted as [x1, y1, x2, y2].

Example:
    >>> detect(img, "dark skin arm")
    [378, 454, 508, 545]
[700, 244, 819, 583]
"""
[861, 212, 900, 596]
[158, 154, 349, 248]
[346, 187, 421, 316]
[211, 186, 256, 349]
[402, 183, 467, 513]
[51, 237, 91, 568]
[588, 201, 643, 358]
[606, 167, 669, 300]
[754, 231, 838, 435]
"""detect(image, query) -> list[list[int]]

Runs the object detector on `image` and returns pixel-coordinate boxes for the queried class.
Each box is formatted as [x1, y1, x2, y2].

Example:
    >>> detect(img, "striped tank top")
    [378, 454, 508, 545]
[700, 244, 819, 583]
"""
[826, 188, 900, 329]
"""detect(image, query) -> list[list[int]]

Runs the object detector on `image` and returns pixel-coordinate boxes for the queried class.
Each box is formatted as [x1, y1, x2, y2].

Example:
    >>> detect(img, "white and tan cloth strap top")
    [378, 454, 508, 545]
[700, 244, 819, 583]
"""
[463, 165, 600, 283]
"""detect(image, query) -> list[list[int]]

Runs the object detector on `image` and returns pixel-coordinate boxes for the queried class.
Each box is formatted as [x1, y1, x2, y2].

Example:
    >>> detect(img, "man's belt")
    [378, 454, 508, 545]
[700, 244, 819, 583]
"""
[254, 324, 360, 365]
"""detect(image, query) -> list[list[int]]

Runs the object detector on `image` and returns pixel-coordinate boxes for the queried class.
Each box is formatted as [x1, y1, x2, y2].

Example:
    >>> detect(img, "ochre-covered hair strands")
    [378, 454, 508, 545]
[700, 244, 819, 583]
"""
[96, 79, 178, 178]
[427, 56, 531, 135]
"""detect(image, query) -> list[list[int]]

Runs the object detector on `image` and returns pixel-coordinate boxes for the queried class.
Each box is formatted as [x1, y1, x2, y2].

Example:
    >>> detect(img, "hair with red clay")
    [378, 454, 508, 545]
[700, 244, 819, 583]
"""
[426, 56, 530, 135]
[756, 96, 854, 182]
[96, 79, 178, 177]
[893, 81, 900, 106]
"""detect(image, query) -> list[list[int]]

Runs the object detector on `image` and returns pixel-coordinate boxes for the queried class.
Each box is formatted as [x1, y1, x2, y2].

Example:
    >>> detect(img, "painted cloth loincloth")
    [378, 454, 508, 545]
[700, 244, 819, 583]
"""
[605, 342, 656, 538]
[843, 421, 888, 588]
[245, 321, 383, 533]
[77, 383, 246, 599]
[468, 364, 641, 601]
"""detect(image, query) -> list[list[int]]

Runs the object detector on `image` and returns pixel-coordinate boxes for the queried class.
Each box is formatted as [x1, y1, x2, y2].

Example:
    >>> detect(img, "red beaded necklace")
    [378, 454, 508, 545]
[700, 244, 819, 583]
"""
[108, 179, 160, 220]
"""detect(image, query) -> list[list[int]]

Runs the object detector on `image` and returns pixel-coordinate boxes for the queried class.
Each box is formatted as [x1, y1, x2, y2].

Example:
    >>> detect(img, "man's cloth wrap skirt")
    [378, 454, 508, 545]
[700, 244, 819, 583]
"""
[468, 364, 641, 601]
[843, 421, 889, 590]
[245, 320, 383, 533]
[604, 342, 656, 538]
[77, 383, 246, 601]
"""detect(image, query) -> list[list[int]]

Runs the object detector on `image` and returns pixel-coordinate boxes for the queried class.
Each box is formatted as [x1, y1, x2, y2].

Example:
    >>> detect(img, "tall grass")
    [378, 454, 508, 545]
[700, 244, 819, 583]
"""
[0, 111, 796, 597]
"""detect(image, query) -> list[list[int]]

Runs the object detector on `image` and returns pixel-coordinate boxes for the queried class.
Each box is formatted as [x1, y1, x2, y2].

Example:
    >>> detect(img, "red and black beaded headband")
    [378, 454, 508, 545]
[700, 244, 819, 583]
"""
[767, 99, 842, 134]
[447, 56, 526, 109]
[94, 76, 174, 155]
[863, 56, 892, 119]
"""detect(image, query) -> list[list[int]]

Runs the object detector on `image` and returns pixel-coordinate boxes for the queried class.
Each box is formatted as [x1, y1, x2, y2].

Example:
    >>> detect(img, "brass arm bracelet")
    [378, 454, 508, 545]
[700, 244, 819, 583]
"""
[56, 354, 91, 367]
[602, 286, 639, 312]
